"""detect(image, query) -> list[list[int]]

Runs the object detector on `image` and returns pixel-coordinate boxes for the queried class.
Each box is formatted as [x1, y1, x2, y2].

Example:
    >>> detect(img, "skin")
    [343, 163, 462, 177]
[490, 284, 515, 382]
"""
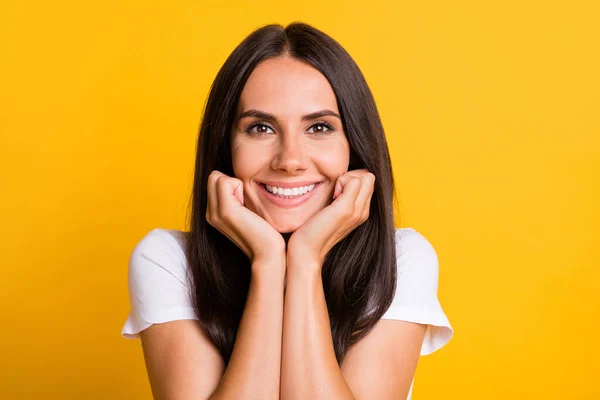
[210, 54, 375, 264]
[197, 55, 426, 399]
[230, 55, 353, 236]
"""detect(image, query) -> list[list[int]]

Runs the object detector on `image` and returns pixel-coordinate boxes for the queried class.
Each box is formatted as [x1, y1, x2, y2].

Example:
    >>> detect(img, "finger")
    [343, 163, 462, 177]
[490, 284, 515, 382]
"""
[233, 180, 244, 205]
[333, 176, 362, 210]
[349, 174, 372, 225]
[338, 174, 363, 192]
[339, 173, 374, 225]
[344, 168, 369, 179]
[334, 169, 371, 197]
[216, 175, 243, 212]
[356, 174, 375, 221]
[334, 180, 343, 199]
[207, 170, 224, 219]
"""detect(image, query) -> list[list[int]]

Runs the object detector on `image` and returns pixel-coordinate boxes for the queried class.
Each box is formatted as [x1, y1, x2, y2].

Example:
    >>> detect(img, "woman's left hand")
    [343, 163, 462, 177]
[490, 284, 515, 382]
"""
[287, 169, 375, 270]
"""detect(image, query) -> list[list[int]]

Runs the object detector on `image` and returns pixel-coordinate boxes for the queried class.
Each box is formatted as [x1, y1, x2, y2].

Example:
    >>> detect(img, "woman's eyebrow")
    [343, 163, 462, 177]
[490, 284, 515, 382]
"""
[301, 110, 341, 121]
[238, 109, 341, 122]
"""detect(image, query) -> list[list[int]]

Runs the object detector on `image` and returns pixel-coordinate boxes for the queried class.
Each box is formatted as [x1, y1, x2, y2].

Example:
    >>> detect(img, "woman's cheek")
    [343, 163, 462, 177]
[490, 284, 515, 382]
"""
[243, 183, 261, 214]
[318, 154, 350, 179]
[232, 150, 257, 180]
[310, 138, 350, 175]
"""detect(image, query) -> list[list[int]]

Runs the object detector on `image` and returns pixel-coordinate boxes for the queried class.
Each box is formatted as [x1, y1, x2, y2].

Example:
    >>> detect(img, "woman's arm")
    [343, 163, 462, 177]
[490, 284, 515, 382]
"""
[210, 255, 286, 400]
[138, 255, 286, 400]
[202, 170, 288, 399]
[279, 170, 378, 399]
[280, 256, 427, 400]
[280, 257, 356, 400]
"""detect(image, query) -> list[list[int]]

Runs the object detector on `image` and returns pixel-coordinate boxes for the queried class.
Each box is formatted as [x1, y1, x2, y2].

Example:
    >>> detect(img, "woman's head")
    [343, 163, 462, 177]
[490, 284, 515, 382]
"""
[188, 22, 398, 365]
[231, 56, 350, 233]
[194, 21, 395, 234]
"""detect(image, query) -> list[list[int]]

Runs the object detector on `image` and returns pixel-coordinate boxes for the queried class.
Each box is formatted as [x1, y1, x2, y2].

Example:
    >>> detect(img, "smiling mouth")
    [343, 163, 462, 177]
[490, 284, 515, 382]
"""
[259, 182, 322, 198]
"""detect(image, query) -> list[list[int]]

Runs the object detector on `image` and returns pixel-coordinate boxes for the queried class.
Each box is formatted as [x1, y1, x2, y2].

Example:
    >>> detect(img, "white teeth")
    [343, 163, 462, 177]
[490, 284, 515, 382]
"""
[264, 183, 317, 198]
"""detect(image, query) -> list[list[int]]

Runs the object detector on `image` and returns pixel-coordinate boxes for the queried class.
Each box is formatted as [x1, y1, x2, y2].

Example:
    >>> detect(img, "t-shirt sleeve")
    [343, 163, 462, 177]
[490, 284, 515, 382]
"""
[121, 229, 199, 340]
[381, 228, 454, 355]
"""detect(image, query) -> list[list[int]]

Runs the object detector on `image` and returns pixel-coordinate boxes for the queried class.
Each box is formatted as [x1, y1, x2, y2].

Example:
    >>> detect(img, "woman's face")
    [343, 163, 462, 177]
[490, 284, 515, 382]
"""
[231, 55, 350, 233]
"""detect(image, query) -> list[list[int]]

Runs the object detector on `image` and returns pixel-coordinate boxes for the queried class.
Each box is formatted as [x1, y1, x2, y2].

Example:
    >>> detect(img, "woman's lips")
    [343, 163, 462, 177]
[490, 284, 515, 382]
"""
[258, 182, 323, 208]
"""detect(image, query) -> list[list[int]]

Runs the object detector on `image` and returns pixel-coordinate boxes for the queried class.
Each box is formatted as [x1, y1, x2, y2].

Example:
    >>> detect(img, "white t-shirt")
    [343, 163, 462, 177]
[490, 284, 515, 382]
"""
[122, 227, 453, 399]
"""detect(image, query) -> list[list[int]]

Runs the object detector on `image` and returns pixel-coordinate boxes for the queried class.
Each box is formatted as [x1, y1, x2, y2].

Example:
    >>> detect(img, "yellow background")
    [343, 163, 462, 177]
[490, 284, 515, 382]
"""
[2, 0, 598, 398]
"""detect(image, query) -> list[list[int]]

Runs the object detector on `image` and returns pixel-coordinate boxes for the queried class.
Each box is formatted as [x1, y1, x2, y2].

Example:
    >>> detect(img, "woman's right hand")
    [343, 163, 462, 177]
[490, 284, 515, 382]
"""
[206, 170, 286, 265]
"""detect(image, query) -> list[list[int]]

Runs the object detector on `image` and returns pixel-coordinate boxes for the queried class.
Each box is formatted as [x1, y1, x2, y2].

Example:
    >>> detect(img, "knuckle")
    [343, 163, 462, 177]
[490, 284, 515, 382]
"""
[208, 174, 219, 187]
[341, 204, 355, 219]
[206, 213, 218, 227]
[212, 215, 223, 228]
[220, 210, 234, 225]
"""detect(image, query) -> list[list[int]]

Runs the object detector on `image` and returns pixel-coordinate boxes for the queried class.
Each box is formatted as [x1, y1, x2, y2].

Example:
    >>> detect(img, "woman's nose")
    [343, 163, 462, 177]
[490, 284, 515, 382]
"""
[270, 136, 308, 173]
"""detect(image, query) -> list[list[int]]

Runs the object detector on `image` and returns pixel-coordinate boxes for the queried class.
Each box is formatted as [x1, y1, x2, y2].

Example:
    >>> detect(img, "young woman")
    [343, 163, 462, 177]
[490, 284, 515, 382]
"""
[122, 22, 453, 400]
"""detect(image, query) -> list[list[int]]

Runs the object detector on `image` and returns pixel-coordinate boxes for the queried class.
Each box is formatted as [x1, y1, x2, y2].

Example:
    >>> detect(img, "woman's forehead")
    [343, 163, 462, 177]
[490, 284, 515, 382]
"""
[237, 56, 339, 117]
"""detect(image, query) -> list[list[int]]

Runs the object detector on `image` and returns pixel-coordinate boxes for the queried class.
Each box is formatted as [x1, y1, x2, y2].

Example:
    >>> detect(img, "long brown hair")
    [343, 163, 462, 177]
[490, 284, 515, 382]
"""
[185, 22, 398, 366]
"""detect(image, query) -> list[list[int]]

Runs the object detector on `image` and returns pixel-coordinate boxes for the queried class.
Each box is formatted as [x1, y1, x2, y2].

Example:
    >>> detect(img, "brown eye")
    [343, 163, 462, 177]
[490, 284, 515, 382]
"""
[246, 122, 274, 136]
[307, 122, 334, 136]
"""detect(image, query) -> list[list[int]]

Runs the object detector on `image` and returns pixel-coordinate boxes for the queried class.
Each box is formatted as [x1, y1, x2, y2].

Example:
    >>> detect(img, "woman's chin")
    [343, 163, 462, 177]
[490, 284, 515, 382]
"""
[275, 225, 300, 234]
[270, 219, 304, 234]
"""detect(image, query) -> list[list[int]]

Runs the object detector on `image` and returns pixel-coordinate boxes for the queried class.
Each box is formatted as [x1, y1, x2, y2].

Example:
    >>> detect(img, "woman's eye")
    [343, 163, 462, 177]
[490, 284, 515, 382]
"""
[308, 123, 334, 135]
[245, 122, 334, 136]
[246, 123, 274, 136]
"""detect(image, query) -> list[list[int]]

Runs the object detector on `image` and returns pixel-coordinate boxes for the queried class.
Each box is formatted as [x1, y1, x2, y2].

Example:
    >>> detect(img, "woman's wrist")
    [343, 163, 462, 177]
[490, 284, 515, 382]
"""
[251, 251, 287, 279]
[286, 253, 322, 279]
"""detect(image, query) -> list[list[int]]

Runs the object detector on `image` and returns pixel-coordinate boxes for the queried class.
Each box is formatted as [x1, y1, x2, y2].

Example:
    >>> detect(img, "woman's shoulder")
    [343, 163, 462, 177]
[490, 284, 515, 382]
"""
[141, 227, 188, 242]
[150, 227, 188, 248]
[137, 228, 189, 253]
[385, 227, 453, 355]
[122, 229, 197, 339]
[394, 227, 436, 253]
[129, 228, 191, 284]
[393, 227, 439, 280]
